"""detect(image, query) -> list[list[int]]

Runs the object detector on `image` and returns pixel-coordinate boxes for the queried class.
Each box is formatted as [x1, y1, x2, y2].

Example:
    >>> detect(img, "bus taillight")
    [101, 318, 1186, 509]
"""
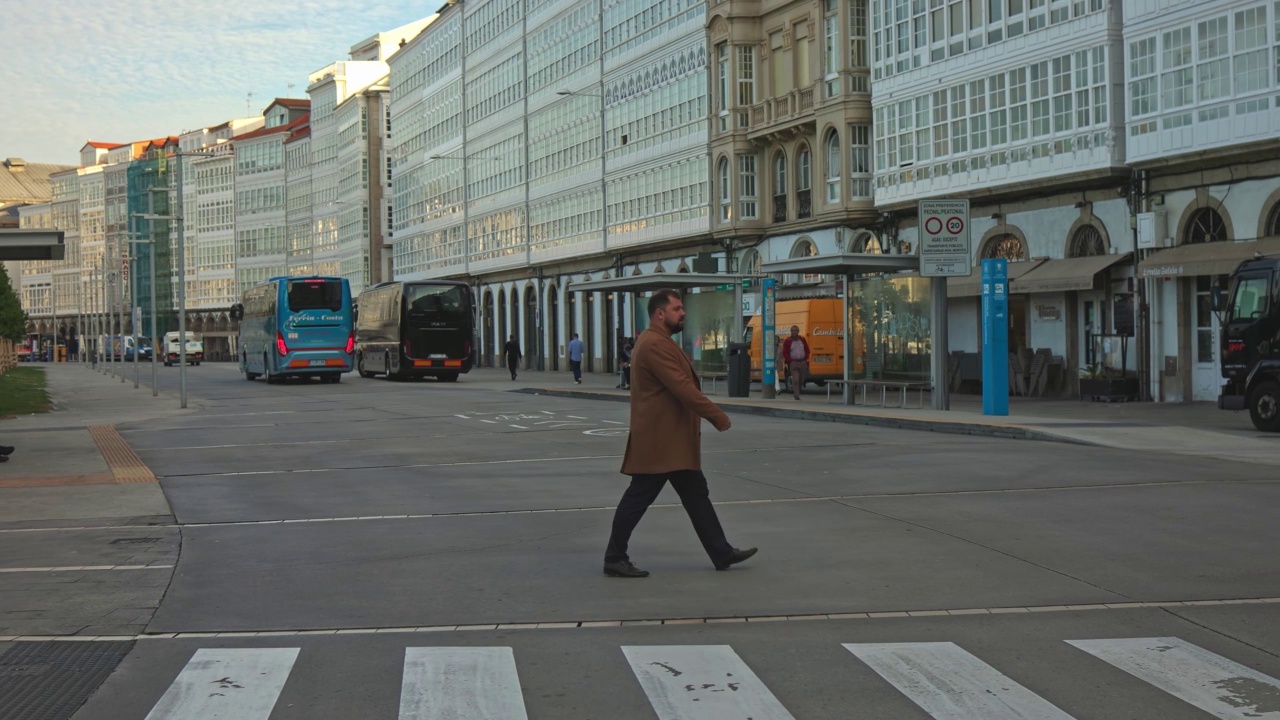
[276, 332, 289, 357]
[402, 340, 412, 358]
[346, 334, 355, 354]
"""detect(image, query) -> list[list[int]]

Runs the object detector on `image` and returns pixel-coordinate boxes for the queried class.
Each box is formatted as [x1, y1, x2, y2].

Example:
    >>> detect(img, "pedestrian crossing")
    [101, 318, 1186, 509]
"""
[135, 637, 1280, 720]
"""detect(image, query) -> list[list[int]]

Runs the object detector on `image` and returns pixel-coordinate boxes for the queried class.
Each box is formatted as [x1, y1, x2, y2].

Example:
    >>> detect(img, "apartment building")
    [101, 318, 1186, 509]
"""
[389, 0, 719, 372]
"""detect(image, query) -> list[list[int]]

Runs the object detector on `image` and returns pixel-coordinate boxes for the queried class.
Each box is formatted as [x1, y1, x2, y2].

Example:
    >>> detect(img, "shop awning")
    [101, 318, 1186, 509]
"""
[946, 259, 1045, 297]
[758, 252, 919, 276]
[1138, 237, 1280, 278]
[1013, 252, 1132, 293]
[567, 273, 757, 293]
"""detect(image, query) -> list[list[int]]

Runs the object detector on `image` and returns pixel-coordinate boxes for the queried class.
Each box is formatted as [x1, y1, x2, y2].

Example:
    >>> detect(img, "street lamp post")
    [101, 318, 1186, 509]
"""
[130, 213, 160, 396]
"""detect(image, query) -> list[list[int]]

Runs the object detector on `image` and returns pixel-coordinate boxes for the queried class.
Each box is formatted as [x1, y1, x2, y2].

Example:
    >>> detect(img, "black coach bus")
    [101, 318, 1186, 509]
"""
[354, 280, 475, 381]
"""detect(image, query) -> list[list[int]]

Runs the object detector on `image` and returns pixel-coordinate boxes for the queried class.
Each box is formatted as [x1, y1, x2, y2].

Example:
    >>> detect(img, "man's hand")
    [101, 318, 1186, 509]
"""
[711, 415, 732, 432]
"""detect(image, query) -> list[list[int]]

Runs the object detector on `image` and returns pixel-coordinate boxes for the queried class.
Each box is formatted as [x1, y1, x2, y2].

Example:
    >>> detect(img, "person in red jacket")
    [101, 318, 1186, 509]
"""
[780, 325, 810, 400]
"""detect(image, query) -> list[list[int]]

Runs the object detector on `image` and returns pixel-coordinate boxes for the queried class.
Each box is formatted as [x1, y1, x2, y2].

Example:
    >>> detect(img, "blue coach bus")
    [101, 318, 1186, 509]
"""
[233, 276, 354, 384]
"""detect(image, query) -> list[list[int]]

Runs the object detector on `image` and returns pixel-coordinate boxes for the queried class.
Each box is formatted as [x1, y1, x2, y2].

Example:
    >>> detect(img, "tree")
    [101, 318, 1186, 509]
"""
[0, 263, 27, 342]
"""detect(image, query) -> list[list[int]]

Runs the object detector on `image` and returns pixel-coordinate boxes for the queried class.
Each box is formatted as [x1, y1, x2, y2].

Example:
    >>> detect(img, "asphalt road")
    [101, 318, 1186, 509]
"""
[58, 363, 1280, 719]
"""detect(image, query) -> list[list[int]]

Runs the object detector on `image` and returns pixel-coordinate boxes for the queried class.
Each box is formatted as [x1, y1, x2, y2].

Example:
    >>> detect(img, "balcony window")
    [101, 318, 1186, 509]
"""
[773, 153, 787, 222]
[738, 154, 758, 219]
[824, 132, 841, 203]
[717, 157, 731, 223]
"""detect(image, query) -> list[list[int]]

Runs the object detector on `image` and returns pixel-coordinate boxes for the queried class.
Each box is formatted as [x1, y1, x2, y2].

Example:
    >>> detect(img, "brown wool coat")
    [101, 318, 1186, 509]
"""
[620, 324, 731, 475]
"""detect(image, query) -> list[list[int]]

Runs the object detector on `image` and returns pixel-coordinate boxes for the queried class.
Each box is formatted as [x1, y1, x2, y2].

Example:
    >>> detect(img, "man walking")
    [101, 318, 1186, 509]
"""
[503, 334, 522, 380]
[602, 289, 757, 577]
[781, 325, 810, 400]
[568, 333, 584, 384]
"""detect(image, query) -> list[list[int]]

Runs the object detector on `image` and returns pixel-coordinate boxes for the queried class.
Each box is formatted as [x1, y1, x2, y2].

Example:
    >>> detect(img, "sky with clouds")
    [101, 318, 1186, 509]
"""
[0, 0, 434, 166]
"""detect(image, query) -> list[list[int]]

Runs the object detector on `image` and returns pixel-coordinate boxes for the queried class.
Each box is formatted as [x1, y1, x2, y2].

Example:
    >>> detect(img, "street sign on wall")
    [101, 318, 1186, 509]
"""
[919, 199, 972, 277]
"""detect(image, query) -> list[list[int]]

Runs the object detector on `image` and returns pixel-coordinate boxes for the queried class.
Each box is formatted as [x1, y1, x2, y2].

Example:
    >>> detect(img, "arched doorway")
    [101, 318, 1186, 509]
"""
[583, 292, 596, 373]
[497, 288, 507, 367]
[548, 285, 560, 371]
[567, 290, 578, 371]
[482, 291, 495, 367]
[1186, 207, 1228, 400]
[1068, 225, 1109, 372]
[524, 285, 537, 369]
[982, 232, 1030, 351]
[604, 292, 615, 373]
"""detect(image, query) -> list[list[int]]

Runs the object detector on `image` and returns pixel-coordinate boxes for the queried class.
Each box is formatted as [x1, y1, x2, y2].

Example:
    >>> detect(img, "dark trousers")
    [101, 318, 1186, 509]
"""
[506, 357, 518, 379]
[570, 360, 582, 382]
[604, 470, 733, 565]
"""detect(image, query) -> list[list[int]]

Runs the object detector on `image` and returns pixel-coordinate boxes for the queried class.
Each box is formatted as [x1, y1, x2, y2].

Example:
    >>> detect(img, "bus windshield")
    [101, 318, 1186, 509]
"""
[288, 280, 344, 312]
[1229, 274, 1270, 322]
[405, 285, 470, 326]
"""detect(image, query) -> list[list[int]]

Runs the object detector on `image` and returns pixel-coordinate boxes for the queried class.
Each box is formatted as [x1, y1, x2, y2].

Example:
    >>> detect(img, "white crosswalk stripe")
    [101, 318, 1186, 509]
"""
[143, 647, 299, 720]
[1067, 637, 1280, 720]
[126, 637, 1280, 719]
[621, 645, 796, 720]
[399, 647, 529, 720]
[845, 642, 1077, 720]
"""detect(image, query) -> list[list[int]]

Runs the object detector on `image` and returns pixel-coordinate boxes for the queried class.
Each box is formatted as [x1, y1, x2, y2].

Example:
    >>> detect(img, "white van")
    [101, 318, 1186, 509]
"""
[163, 331, 204, 366]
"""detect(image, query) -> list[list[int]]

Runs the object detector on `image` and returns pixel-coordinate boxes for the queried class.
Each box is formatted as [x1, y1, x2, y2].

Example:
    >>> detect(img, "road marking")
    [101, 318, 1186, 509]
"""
[144, 647, 299, 720]
[509, 424, 528, 429]
[480, 419, 498, 424]
[455, 414, 470, 419]
[623, 645, 795, 720]
[400, 647, 528, 720]
[566, 415, 587, 419]
[0, 564, 174, 573]
[1067, 637, 1280, 719]
[845, 642, 1077, 720]
[602, 420, 624, 424]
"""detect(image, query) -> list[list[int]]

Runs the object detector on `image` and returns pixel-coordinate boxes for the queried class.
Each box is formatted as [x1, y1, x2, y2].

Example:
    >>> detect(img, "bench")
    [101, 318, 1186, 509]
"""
[698, 372, 728, 394]
[827, 379, 930, 408]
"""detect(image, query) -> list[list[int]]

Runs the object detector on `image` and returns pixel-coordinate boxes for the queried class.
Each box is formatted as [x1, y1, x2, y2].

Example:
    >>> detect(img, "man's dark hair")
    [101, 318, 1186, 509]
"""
[648, 289, 680, 316]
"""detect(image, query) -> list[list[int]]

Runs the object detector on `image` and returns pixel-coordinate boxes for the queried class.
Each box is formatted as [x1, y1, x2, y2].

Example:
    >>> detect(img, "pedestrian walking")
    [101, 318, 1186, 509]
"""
[568, 333, 584, 384]
[602, 289, 757, 578]
[619, 337, 633, 390]
[503, 335, 522, 380]
[781, 325, 810, 400]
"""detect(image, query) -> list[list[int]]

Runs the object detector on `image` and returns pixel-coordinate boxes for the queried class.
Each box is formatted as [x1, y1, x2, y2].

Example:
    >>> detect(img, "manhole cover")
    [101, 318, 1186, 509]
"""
[0, 641, 134, 719]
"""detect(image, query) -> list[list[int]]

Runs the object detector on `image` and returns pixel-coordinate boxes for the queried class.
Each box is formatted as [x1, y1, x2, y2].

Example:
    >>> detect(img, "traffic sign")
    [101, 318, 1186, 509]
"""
[919, 199, 972, 277]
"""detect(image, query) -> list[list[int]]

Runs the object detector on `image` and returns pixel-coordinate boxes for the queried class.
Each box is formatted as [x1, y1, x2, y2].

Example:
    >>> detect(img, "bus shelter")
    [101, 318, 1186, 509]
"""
[567, 272, 759, 376]
[759, 253, 921, 405]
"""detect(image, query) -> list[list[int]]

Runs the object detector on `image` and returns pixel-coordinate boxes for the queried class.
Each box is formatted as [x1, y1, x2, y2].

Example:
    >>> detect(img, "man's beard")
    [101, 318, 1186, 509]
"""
[665, 316, 685, 333]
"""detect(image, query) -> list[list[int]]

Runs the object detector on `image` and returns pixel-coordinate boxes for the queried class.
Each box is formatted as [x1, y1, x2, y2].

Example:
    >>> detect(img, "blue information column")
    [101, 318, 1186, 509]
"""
[981, 258, 1009, 416]
[762, 278, 777, 390]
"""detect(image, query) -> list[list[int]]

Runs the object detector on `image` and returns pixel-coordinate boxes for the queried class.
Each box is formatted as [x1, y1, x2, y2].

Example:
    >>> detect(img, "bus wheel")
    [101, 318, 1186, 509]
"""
[440, 372, 459, 382]
[1249, 381, 1280, 431]
[357, 353, 374, 379]
[264, 354, 279, 384]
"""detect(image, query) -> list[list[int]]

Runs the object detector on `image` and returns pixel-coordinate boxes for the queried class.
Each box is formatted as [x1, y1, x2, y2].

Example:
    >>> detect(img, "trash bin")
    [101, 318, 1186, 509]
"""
[727, 342, 751, 397]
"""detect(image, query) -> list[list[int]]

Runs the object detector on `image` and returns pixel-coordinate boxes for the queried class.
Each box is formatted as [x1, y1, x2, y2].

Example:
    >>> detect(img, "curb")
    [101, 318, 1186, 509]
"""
[512, 388, 1095, 446]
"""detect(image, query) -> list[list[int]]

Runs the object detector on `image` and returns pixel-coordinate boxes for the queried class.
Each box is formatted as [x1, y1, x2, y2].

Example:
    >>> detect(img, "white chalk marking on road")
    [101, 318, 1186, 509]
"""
[144, 647, 299, 720]
[455, 414, 470, 419]
[1067, 637, 1280, 719]
[566, 415, 587, 419]
[480, 419, 498, 424]
[623, 645, 796, 720]
[0, 564, 175, 573]
[602, 420, 624, 424]
[400, 647, 529, 720]
[845, 642, 1077, 720]
[509, 424, 528, 429]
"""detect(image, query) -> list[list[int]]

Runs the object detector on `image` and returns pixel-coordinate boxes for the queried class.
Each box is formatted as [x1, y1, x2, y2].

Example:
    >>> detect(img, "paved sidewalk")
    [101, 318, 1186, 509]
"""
[0, 363, 180, 639]
[489, 365, 1280, 467]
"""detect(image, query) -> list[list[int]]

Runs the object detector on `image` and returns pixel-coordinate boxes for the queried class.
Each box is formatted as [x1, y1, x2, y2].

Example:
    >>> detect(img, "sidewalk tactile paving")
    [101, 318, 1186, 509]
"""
[88, 425, 155, 484]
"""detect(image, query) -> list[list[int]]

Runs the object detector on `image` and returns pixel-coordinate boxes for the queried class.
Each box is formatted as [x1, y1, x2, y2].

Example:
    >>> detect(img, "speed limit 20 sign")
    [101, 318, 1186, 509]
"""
[919, 199, 972, 277]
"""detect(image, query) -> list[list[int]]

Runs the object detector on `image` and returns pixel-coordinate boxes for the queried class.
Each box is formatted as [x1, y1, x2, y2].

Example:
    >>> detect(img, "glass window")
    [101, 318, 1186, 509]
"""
[737, 46, 755, 105]
[1229, 274, 1270, 321]
[718, 157, 731, 222]
[798, 147, 812, 191]
[738, 154, 758, 219]
[287, 279, 344, 312]
[825, 132, 841, 202]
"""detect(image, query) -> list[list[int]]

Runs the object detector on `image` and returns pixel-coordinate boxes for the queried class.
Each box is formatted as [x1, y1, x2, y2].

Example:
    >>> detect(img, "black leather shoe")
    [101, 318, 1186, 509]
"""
[0, 445, 13, 456]
[603, 560, 649, 578]
[715, 547, 757, 571]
